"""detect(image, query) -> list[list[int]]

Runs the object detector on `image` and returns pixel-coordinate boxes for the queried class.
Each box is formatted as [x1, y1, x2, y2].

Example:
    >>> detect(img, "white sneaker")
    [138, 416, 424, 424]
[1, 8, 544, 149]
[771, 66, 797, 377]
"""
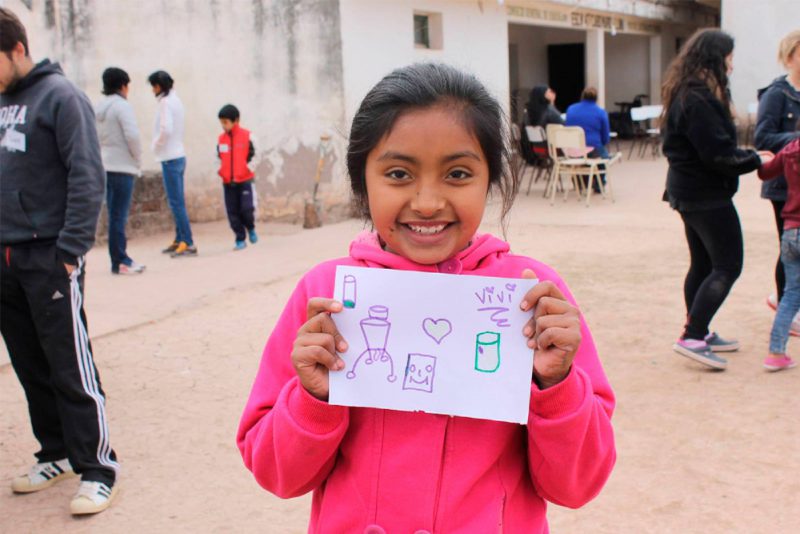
[11, 459, 76, 493]
[767, 293, 778, 311]
[70, 480, 118, 515]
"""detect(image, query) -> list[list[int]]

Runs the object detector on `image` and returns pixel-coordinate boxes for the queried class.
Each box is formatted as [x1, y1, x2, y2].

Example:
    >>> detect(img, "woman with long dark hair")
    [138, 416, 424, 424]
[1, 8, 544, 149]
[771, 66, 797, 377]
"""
[520, 85, 564, 164]
[661, 29, 774, 370]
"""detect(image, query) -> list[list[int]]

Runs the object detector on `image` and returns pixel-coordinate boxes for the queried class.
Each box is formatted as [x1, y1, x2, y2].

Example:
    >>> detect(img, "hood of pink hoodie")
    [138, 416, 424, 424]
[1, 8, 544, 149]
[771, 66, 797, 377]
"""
[348, 230, 510, 274]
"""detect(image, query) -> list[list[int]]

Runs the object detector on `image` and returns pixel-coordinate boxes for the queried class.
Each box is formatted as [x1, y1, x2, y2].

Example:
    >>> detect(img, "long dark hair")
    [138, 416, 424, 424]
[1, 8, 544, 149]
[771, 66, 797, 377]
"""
[661, 29, 734, 120]
[526, 85, 550, 126]
[147, 70, 174, 96]
[347, 62, 517, 228]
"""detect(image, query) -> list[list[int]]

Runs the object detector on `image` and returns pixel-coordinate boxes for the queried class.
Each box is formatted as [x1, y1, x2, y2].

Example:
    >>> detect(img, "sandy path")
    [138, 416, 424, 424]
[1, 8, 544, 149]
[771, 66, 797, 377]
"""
[1, 157, 798, 533]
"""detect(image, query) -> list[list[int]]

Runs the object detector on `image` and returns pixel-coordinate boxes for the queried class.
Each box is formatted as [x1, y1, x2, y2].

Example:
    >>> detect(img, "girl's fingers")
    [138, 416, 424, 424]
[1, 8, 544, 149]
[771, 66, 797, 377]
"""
[296, 332, 338, 356]
[300, 309, 349, 352]
[294, 345, 344, 371]
[519, 279, 566, 312]
[532, 296, 573, 321]
[536, 326, 581, 354]
[306, 297, 344, 320]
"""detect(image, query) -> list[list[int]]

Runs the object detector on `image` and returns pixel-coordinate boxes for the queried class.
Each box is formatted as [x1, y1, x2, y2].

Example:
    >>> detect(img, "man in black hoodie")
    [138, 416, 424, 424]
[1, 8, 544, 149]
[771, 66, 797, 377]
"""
[0, 8, 118, 515]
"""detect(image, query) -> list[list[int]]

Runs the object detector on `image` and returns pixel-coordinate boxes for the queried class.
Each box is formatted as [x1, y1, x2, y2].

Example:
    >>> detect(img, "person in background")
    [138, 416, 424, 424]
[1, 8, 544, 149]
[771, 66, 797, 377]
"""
[519, 85, 564, 165]
[216, 104, 258, 251]
[758, 123, 800, 372]
[661, 29, 773, 370]
[755, 30, 800, 324]
[566, 86, 611, 191]
[96, 67, 145, 274]
[148, 70, 197, 257]
[0, 7, 119, 515]
[526, 84, 564, 128]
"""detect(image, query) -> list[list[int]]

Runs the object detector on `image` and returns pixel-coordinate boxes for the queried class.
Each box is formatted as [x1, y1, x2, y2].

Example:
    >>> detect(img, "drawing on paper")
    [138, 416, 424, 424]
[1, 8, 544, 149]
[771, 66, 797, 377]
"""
[475, 331, 501, 373]
[403, 353, 437, 393]
[342, 275, 357, 309]
[422, 318, 452, 344]
[474, 283, 518, 328]
[346, 305, 397, 382]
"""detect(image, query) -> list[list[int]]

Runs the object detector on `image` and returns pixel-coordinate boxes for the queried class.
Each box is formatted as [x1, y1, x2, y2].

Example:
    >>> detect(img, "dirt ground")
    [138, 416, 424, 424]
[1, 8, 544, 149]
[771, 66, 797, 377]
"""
[1, 156, 798, 533]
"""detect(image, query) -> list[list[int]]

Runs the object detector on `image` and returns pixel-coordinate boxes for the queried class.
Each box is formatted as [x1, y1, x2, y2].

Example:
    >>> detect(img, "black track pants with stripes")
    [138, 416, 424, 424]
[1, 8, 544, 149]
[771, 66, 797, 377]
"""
[1, 244, 118, 486]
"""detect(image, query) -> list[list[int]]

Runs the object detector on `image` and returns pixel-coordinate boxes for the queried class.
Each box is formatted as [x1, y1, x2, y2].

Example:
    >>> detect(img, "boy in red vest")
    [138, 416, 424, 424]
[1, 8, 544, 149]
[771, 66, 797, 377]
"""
[217, 104, 258, 250]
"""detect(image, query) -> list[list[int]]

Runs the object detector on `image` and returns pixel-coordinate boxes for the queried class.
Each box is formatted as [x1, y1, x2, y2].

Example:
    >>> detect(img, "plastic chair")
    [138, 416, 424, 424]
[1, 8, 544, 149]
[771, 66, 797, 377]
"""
[628, 105, 663, 159]
[523, 125, 551, 195]
[548, 126, 620, 206]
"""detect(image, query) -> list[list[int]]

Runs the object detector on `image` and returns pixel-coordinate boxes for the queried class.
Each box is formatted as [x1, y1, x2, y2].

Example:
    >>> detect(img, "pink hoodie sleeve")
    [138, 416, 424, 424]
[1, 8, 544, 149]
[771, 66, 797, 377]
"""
[525, 264, 616, 508]
[236, 269, 350, 498]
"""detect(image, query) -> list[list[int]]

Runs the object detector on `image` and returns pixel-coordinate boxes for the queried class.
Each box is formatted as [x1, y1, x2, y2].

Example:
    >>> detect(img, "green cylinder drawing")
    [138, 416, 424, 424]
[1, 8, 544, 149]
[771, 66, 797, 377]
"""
[475, 331, 501, 373]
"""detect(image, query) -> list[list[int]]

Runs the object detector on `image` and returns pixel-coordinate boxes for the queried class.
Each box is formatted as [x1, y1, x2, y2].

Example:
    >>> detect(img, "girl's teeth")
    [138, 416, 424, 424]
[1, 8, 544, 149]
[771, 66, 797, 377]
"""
[409, 224, 446, 234]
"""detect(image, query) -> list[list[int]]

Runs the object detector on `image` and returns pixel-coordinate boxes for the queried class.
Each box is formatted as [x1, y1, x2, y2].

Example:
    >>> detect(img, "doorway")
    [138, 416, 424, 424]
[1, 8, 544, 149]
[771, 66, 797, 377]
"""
[547, 43, 585, 112]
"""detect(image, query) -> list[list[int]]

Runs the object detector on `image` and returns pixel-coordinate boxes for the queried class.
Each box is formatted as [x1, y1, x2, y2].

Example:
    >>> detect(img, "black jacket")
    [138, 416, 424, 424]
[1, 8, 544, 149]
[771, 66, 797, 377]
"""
[662, 80, 760, 204]
[755, 76, 800, 201]
[0, 60, 104, 263]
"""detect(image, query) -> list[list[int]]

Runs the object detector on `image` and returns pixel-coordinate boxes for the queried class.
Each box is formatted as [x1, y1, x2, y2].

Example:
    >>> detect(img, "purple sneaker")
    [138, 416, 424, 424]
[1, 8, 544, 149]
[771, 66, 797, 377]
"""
[673, 338, 727, 370]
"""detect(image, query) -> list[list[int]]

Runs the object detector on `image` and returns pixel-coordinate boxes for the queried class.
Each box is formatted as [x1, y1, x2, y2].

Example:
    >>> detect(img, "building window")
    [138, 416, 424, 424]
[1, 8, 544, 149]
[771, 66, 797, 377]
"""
[414, 14, 430, 48]
[414, 11, 443, 50]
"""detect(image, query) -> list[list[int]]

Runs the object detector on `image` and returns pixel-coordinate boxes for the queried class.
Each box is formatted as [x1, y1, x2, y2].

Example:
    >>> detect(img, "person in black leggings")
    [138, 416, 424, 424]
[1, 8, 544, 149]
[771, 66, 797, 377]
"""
[661, 29, 772, 370]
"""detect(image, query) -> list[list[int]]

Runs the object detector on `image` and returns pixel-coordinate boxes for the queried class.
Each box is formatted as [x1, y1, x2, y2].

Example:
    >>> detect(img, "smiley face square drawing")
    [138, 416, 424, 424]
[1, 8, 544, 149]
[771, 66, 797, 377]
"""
[403, 353, 437, 393]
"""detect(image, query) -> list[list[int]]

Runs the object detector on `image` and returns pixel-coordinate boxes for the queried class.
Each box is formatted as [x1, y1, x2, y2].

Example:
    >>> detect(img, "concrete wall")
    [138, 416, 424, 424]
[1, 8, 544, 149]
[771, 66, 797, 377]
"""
[722, 0, 798, 114]
[604, 32, 649, 108]
[7, 0, 350, 225]
[338, 0, 510, 129]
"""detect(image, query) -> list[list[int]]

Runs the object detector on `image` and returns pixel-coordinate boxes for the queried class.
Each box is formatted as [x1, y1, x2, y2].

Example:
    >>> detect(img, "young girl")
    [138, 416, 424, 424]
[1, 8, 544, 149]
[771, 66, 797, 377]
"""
[661, 30, 772, 370]
[237, 63, 615, 532]
[759, 127, 800, 372]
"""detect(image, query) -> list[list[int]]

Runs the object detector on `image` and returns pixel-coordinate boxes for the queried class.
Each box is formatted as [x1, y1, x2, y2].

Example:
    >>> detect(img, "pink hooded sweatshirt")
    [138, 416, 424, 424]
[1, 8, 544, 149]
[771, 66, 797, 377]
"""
[237, 232, 616, 533]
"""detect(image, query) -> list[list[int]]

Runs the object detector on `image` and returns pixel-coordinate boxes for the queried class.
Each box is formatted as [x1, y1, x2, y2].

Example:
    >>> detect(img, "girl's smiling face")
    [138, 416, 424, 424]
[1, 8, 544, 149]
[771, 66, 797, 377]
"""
[365, 105, 490, 265]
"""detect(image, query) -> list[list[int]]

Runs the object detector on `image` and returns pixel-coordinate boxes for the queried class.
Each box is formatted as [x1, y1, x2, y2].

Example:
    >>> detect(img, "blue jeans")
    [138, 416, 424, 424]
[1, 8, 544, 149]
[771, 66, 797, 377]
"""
[106, 172, 135, 272]
[770, 227, 800, 353]
[160, 157, 193, 246]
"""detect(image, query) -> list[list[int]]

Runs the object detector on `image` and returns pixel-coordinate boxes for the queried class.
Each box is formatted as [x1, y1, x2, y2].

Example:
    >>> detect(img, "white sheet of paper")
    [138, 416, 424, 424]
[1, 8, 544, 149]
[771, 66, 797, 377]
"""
[329, 266, 538, 424]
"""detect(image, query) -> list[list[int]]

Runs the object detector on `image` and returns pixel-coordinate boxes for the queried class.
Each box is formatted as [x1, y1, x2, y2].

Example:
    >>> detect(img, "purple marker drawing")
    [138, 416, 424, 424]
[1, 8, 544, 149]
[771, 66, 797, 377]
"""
[403, 353, 436, 393]
[422, 318, 452, 344]
[477, 307, 512, 328]
[346, 305, 397, 382]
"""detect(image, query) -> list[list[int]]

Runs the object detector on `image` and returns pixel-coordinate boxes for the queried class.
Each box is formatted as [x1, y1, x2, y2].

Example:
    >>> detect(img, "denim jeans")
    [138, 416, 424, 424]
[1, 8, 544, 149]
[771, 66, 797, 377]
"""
[106, 172, 135, 272]
[770, 227, 800, 354]
[161, 157, 193, 246]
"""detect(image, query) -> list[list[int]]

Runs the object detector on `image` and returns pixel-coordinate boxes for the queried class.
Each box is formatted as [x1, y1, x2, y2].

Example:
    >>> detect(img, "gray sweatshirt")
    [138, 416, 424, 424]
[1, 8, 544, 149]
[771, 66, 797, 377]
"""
[0, 60, 104, 263]
[96, 93, 142, 176]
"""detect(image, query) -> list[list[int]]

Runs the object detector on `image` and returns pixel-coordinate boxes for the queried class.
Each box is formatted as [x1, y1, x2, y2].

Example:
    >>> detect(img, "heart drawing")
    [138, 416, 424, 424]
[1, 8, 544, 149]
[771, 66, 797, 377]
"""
[423, 318, 453, 345]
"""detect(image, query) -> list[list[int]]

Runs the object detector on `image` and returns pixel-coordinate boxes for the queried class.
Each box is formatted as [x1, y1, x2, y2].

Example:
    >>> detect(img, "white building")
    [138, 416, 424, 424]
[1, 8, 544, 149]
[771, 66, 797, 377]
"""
[4, 0, 719, 225]
[722, 0, 798, 115]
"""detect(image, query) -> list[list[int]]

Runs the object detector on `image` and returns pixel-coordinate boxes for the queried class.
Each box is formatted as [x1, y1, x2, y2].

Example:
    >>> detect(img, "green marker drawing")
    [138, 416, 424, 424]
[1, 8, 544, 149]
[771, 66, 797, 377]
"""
[475, 331, 501, 373]
[342, 275, 357, 308]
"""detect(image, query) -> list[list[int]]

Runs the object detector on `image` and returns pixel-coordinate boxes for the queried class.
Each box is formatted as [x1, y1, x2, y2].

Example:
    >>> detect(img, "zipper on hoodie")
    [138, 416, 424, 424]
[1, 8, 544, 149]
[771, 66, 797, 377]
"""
[432, 416, 451, 532]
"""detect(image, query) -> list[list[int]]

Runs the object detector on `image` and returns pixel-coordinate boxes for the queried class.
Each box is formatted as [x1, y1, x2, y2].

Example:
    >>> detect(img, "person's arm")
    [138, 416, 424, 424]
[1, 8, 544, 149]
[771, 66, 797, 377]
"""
[237, 269, 349, 498]
[758, 148, 787, 181]
[119, 101, 142, 169]
[54, 90, 105, 264]
[548, 106, 565, 125]
[755, 88, 799, 153]
[152, 97, 173, 150]
[683, 93, 760, 176]
[525, 265, 616, 508]
[247, 139, 255, 163]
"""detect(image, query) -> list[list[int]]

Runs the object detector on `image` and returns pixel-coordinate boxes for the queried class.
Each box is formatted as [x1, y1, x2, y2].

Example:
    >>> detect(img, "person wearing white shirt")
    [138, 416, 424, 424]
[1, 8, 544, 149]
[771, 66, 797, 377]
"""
[148, 70, 196, 256]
